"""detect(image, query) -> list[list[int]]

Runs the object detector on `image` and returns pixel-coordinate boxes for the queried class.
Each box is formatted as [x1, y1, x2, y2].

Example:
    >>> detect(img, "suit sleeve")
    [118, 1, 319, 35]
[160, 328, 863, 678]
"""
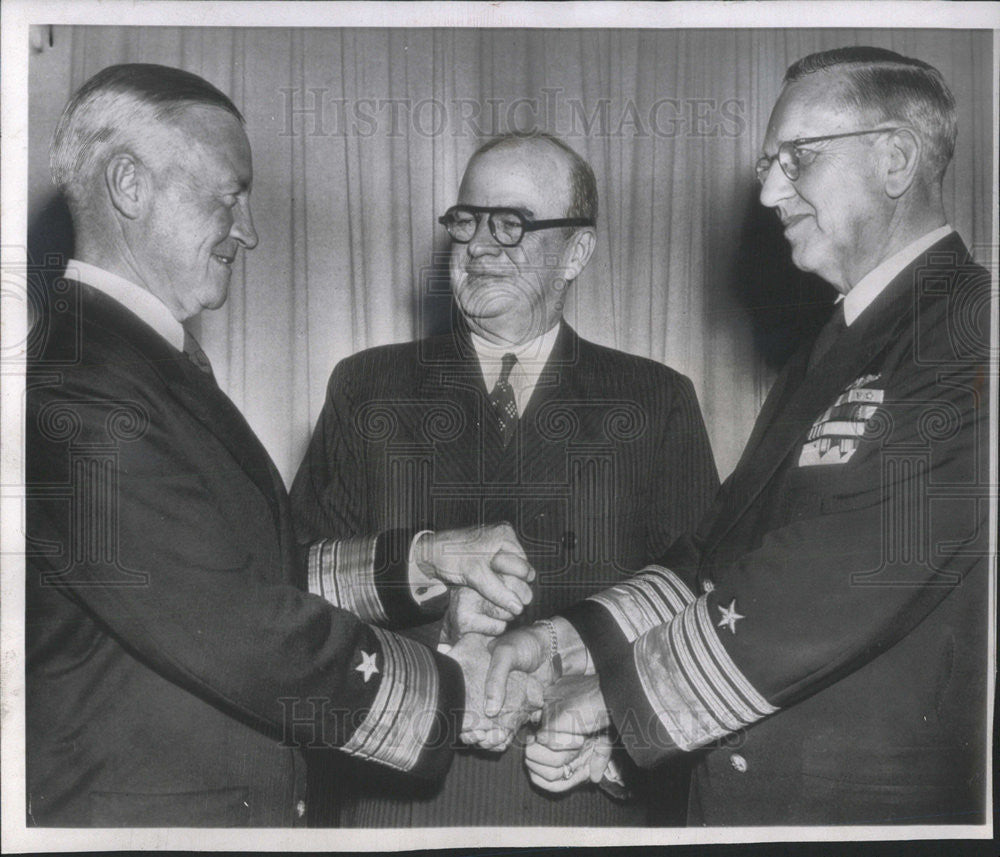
[27, 366, 462, 779]
[563, 347, 988, 768]
[291, 358, 448, 627]
[646, 371, 719, 569]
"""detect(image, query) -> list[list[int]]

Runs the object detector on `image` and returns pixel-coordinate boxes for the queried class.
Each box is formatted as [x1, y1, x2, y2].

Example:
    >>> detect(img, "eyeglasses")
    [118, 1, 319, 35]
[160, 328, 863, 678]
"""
[438, 205, 595, 248]
[755, 127, 905, 185]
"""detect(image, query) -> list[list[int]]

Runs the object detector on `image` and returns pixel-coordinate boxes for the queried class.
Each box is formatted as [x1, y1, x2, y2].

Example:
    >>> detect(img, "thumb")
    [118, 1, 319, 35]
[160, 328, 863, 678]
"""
[483, 645, 515, 717]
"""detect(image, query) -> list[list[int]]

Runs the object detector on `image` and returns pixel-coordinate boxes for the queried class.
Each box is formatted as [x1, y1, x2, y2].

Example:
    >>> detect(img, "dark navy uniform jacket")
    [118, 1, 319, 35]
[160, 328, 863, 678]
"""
[564, 233, 991, 825]
[26, 281, 464, 827]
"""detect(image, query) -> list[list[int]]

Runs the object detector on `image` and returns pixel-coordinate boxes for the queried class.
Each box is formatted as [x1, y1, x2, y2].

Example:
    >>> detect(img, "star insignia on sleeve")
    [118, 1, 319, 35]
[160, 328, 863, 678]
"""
[355, 650, 379, 683]
[716, 599, 745, 635]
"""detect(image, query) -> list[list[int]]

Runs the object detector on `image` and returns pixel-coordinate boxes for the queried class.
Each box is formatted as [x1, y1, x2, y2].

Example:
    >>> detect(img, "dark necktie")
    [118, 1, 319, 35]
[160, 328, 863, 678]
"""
[807, 302, 847, 372]
[183, 329, 216, 380]
[489, 353, 518, 447]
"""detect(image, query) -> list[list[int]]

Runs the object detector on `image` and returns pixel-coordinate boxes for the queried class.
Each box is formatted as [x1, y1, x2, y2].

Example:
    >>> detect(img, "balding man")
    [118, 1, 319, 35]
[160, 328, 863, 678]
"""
[489, 47, 991, 826]
[26, 63, 542, 827]
[291, 133, 719, 826]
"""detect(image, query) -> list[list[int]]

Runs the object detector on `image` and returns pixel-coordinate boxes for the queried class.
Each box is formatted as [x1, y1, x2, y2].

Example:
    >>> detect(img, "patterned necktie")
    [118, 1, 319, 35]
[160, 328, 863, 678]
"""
[183, 329, 216, 380]
[807, 302, 847, 372]
[489, 353, 518, 447]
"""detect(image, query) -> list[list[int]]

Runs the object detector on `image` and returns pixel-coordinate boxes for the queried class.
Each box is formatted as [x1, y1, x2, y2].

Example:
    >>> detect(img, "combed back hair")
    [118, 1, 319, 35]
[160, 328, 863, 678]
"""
[473, 132, 598, 223]
[51, 63, 244, 205]
[784, 47, 957, 182]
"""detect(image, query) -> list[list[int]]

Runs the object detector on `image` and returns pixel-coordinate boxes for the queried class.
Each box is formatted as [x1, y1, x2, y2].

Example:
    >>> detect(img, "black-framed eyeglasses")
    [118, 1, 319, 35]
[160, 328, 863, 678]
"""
[438, 205, 595, 248]
[755, 127, 906, 185]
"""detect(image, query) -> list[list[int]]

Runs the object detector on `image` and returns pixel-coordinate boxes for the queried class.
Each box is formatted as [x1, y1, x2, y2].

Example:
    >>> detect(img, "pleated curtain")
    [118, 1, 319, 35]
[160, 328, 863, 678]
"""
[28, 27, 993, 482]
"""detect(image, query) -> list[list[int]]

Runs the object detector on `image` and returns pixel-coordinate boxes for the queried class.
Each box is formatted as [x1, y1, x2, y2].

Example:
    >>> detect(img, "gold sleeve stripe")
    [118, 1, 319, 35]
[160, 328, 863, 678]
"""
[307, 536, 388, 625]
[587, 565, 696, 642]
[341, 625, 440, 771]
[634, 595, 778, 751]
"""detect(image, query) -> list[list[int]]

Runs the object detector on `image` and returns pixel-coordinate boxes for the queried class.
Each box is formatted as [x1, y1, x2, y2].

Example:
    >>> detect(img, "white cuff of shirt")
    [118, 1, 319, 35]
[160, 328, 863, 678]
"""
[407, 530, 449, 605]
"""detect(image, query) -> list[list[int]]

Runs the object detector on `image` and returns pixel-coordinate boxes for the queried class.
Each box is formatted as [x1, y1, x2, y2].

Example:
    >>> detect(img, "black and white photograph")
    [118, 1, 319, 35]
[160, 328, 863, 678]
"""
[1, 1, 997, 851]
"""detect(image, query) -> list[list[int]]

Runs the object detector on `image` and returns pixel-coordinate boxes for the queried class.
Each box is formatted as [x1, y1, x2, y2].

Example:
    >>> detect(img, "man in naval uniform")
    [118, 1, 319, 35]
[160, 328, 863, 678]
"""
[26, 63, 541, 827]
[486, 47, 991, 826]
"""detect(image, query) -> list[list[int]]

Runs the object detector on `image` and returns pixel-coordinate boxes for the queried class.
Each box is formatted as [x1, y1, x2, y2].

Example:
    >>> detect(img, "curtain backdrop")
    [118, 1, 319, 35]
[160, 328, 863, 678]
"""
[28, 27, 994, 483]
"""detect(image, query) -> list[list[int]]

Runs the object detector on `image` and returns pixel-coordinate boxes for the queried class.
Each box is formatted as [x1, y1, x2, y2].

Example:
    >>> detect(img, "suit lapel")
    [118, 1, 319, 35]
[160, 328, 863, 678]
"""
[164, 368, 286, 528]
[415, 327, 491, 479]
[521, 322, 581, 425]
[703, 240, 942, 553]
[78, 283, 285, 530]
[729, 340, 812, 476]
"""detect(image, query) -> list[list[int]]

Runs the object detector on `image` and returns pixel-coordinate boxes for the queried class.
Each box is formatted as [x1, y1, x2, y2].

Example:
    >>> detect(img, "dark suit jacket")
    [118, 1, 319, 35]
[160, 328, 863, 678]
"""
[26, 281, 463, 827]
[565, 232, 991, 825]
[291, 321, 719, 825]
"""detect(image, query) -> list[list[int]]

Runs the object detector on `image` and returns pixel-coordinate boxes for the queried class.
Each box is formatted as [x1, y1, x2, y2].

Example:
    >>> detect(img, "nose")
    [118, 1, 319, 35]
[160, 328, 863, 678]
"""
[232, 198, 259, 250]
[758, 160, 796, 209]
[465, 213, 502, 258]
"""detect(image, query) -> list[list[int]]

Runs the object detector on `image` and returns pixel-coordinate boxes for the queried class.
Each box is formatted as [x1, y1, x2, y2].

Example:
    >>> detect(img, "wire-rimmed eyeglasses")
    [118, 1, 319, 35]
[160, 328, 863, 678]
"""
[438, 205, 595, 248]
[755, 127, 906, 185]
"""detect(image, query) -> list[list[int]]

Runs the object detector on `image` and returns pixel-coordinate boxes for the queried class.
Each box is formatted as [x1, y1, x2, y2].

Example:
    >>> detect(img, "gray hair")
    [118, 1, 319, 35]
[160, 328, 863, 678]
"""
[51, 63, 243, 206]
[784, 47, 957, 183]
[472, 132, 598, 223]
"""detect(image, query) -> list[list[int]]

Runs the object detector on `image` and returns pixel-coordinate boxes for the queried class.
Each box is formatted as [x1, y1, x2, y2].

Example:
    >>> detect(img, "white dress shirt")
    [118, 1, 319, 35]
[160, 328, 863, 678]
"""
[843, 225, 954, 327]
[63, 259, 185, 352]
[470, 322, 562, 415]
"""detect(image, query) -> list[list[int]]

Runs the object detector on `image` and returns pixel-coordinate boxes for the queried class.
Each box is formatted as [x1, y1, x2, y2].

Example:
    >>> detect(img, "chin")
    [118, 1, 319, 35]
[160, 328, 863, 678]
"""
[200, 286, 230, 311]
[458, 288, 521, 319]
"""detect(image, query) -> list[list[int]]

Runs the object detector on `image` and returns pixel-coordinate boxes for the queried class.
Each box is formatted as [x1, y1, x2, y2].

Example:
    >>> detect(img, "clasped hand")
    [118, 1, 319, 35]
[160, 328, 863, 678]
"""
[447, 632, 544, 751]
[417, 523, 535, 641]
[471, 625, 613, 792]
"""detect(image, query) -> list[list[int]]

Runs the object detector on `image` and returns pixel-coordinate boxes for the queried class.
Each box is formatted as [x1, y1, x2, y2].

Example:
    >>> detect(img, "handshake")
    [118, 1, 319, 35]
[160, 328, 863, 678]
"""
[420, 523, 613, 793]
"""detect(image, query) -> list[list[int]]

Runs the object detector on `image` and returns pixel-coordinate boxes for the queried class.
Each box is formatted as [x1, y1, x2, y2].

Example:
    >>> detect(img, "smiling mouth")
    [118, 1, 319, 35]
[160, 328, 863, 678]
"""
[212, 252, 235, 266]
[781, 214, 810, 231]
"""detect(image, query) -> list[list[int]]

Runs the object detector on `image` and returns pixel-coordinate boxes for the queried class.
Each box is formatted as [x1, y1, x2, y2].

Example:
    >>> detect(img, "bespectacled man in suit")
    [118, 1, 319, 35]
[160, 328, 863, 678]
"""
[26, 62, 543, 827]
[487, 46, 991, 827]
[291, 131, 719, 826]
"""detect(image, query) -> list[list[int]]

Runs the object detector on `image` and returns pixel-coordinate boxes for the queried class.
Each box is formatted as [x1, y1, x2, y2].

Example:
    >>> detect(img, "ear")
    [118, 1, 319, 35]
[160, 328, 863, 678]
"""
[105, 153, 145, 219]
[883, 128, 922, 199]
[563, 228, 597, 281]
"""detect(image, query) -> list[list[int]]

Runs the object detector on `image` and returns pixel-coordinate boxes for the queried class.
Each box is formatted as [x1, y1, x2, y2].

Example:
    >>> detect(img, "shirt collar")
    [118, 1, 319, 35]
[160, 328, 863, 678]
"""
[843, 225, 954, 326]
[64, 259, 186, 352]
[470, 322, 562, 412]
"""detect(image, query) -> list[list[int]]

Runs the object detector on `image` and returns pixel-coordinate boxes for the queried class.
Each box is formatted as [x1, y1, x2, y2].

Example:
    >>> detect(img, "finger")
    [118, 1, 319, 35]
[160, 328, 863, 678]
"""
[467, 561, 527, 615]
[533, 730, 588, 752]
[524, 758, 569, 783]
[491, 549, 536, 586]
[457, 613, 509, 637]
[494, 570, 534, 608]
[479, 600, 517, 622]
[526, 762, 591, 793]
[525, 743, 583, 768]
[475, 727, 512, 751]
[483, 645, 516, 717]
[589, 740, 613, 783]
[526, 677, 545, 711]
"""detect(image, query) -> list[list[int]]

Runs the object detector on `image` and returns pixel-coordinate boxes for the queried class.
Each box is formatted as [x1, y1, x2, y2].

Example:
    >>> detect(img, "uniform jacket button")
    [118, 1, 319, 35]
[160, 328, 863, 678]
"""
[295, 799, 307, 818]
[729, 753, 748, 773]
[561, 530, 577, 550]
